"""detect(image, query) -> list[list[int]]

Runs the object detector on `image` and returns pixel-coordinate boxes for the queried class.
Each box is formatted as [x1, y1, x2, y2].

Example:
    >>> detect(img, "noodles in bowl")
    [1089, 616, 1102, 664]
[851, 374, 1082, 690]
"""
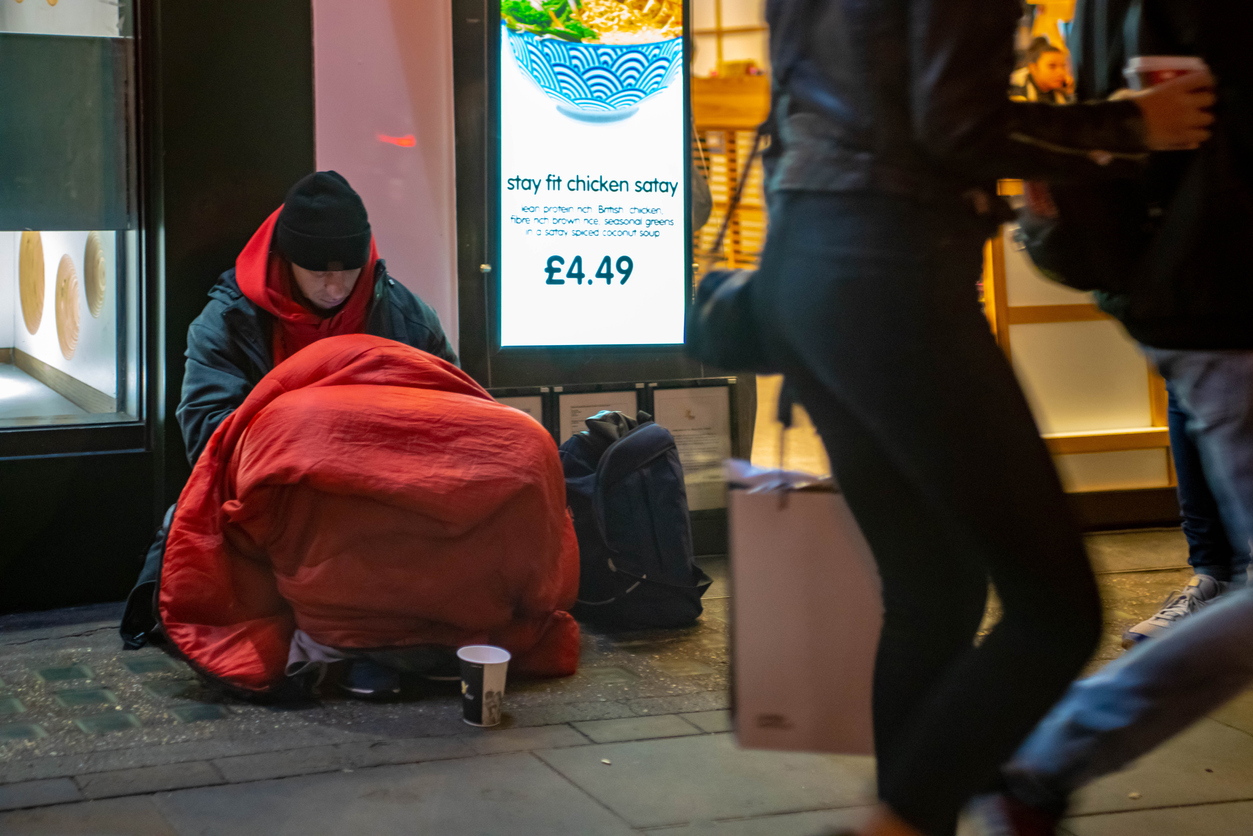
[503, 0, 684, 121]
[577, 0, 681, 44]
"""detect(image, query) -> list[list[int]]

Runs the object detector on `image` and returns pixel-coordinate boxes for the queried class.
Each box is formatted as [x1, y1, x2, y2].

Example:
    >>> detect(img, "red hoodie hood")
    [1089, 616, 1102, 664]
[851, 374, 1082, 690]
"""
[235, 206, 379, 365]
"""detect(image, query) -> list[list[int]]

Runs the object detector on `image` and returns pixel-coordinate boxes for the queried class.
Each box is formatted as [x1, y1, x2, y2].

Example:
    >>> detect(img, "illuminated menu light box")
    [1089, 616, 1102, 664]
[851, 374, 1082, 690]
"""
[498, 0, 689, 348]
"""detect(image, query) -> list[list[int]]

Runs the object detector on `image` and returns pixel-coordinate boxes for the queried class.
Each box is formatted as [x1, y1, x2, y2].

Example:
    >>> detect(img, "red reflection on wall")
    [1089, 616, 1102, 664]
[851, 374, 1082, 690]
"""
[376, 133, 417, 148]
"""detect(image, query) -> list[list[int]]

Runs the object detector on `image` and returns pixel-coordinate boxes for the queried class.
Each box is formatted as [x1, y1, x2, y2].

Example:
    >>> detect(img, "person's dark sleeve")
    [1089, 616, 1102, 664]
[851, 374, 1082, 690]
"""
[908, 0, 1147, 182]
[415, 299, 460, 367]
[390, 282, 459, 367]
[175, 316, 255, 465]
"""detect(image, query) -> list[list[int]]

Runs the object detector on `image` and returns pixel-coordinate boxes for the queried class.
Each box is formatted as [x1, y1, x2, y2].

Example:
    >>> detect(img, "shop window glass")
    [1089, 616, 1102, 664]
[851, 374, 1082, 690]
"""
[0, 0, 141, 430]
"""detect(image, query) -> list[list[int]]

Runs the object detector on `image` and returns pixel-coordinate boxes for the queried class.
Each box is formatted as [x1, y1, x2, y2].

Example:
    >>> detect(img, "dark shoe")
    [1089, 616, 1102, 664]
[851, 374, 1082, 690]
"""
[337, 659, 401, 700]
[969, 792, 1060, 836]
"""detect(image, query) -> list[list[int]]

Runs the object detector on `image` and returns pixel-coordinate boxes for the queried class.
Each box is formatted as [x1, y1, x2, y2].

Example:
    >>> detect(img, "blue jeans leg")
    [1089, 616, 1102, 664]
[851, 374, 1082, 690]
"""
[1005, 586, 1253, 807]
[1148, 349, 1253, 586]
[1167, 385, 1240, 582]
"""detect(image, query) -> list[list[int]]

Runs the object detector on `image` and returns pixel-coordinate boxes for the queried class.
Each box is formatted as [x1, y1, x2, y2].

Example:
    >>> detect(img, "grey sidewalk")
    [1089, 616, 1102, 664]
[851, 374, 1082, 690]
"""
[2, 533, 1253, 835]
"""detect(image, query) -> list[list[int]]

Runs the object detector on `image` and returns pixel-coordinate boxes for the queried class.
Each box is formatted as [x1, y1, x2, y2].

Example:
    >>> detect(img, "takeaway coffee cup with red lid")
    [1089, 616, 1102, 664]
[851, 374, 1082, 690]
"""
[1124, 56, 1209, 90]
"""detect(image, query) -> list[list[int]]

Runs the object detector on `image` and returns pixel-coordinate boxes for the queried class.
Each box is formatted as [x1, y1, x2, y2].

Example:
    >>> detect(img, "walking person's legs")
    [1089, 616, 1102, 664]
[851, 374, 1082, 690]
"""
[1000, 586, 1253, 813]
[982, 352, 1253, 829]
[1121, 384, 1243, 646]
[1146, 349, 1253, 583]
[1168, 385, 1241, 583]
[752, 191, 1102, 835]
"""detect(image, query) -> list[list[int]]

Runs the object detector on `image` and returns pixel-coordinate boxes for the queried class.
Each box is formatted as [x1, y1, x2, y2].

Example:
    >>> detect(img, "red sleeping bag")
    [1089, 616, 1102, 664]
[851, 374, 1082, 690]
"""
[158, 334, 580, 693]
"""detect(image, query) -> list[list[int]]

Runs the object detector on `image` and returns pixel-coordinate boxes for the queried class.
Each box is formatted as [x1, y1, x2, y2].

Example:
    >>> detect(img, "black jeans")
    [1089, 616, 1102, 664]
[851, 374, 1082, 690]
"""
[752, 191, 1102, 835]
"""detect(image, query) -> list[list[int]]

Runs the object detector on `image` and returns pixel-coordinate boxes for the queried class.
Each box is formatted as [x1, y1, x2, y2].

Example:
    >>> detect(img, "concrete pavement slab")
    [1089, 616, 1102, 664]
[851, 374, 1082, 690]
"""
[629, 691, 730, 716]
[1071, 718, 1253, 814]
[461, 723, 590, 754]
[338, 736, 474, 769]
[1210, 687, 1253, 737]
[574, 714, 703, 743]
[643, 806, 874, 834]
[0, 777, 82, 811]
[153, 753, 637, 835]
[680, 710, 732, 733]
[0, 796, 177, 835]
[76, 761, 223, 799]
[1064, 799, 1253, 835]
[537, 732, 876, 829]
[212, 744, 354, 783]
[1085, 529, 1189, 574]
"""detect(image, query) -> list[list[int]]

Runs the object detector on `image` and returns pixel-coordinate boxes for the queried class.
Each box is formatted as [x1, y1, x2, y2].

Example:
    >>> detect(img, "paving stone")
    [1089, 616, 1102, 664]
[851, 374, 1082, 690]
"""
[1072, 718, 1253, 814]
[629, 691, 730, 716]
[0, 778, 82, 812]
[123, 657, 187, 676]
[142, 679, 197, 699]
[55, 687, 118, 708]
[76, 761, 224, 800]
[580, 666, 642, 684]
[154, 753, 637, 835]
[681, 710, 733, 733]
[644, 806, 875, 835]
[338, 737, 474, 769]
[651, 659, 717, 677]
[574, 715, 703, 744]
[0, 696, 26, 716]
[537, 732, 876, 829]
[265, 700, 321, 713]
[1064, 799, 1253, 836]
[0, 796, 178, 835]
[505, 698, 637, 727]
[74, 713, 142, 735]
[34, 664, 94, 683]
[1085, 529, 1190, 574]
[213, 744, 351, 783]
[170, 704, 232, 724]
[462, 724, 591, 754]
[0, 722, 47, 742]
[1210, 687, 1253, 737]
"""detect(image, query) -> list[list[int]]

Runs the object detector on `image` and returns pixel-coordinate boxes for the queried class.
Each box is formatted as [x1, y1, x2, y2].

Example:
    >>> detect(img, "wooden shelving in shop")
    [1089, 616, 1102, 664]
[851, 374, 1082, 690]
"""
[692, 76, 770, 273]
[984, 180, 1174, 480]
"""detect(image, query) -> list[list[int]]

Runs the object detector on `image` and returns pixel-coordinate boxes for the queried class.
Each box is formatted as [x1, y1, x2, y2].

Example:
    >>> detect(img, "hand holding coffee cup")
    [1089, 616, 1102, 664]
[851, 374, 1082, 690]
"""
[1125, 57, 1215, 151]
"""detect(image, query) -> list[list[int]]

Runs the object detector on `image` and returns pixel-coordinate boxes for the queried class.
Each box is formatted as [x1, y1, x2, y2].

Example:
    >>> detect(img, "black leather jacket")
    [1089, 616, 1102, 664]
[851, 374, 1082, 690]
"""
[765, 0, 1148, 200]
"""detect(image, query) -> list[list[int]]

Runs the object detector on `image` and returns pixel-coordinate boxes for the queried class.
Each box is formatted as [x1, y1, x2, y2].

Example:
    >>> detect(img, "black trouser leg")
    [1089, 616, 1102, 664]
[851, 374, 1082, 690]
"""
[753, 191, 1102, 835]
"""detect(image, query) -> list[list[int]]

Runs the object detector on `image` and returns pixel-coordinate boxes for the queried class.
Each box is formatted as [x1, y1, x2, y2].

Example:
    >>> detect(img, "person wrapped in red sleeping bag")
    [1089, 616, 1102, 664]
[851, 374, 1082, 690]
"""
[157, 333, 581, 697]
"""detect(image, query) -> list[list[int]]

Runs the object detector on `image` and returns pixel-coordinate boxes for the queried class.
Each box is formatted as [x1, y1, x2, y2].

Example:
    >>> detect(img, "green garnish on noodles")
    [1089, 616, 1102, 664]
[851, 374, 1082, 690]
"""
[502, 0, 599, 42]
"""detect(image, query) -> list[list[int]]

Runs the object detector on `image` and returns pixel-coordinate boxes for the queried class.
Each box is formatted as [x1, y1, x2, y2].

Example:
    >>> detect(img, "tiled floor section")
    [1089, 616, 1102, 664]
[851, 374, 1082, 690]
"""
[1, 534, 1252, 834]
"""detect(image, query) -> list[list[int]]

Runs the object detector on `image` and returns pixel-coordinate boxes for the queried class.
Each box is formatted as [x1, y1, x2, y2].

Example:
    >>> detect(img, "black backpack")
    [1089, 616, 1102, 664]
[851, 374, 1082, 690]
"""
[559, 410, 711, 631]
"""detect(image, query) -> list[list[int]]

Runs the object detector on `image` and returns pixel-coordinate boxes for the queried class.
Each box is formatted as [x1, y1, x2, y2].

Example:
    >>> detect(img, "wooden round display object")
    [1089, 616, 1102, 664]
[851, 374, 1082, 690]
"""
[19, 231, 46, 335]
[84, 232, 107, 317]
[56, 254, 81, 360]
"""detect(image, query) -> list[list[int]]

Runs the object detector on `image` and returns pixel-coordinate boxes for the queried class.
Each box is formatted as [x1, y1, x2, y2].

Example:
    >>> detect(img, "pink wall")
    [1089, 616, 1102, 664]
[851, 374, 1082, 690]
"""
[312, 0, 459, 347]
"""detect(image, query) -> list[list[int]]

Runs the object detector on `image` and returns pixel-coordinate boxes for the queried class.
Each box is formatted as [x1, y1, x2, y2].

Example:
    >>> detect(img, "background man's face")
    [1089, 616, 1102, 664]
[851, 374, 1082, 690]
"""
[1031, 52, 1069, 93]
[291, 264, 363, 314]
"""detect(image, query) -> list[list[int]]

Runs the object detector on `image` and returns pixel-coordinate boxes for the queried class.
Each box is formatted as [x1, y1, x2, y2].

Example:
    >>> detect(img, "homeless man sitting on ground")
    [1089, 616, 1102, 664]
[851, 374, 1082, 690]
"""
[121, 172, 581, 700]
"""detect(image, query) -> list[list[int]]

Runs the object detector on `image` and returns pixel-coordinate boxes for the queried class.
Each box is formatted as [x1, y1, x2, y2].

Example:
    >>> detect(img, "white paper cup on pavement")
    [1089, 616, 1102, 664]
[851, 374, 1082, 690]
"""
[1124, 55, 1209, 90]
[458, 645, 511, 727]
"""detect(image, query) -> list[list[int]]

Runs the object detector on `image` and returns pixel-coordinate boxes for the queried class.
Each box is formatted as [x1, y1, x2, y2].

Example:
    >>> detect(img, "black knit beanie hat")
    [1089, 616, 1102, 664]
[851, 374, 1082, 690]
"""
[274, 171, 372, 271]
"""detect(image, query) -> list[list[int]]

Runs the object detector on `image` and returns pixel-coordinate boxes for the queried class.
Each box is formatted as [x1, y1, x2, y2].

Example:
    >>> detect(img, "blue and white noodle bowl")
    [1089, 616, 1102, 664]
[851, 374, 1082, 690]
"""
[506, 25, 683, 122]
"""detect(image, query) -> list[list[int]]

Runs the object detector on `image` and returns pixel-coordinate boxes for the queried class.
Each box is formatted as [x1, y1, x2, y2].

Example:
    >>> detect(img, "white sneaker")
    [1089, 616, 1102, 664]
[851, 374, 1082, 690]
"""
[1121, 574, 1228, 648]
